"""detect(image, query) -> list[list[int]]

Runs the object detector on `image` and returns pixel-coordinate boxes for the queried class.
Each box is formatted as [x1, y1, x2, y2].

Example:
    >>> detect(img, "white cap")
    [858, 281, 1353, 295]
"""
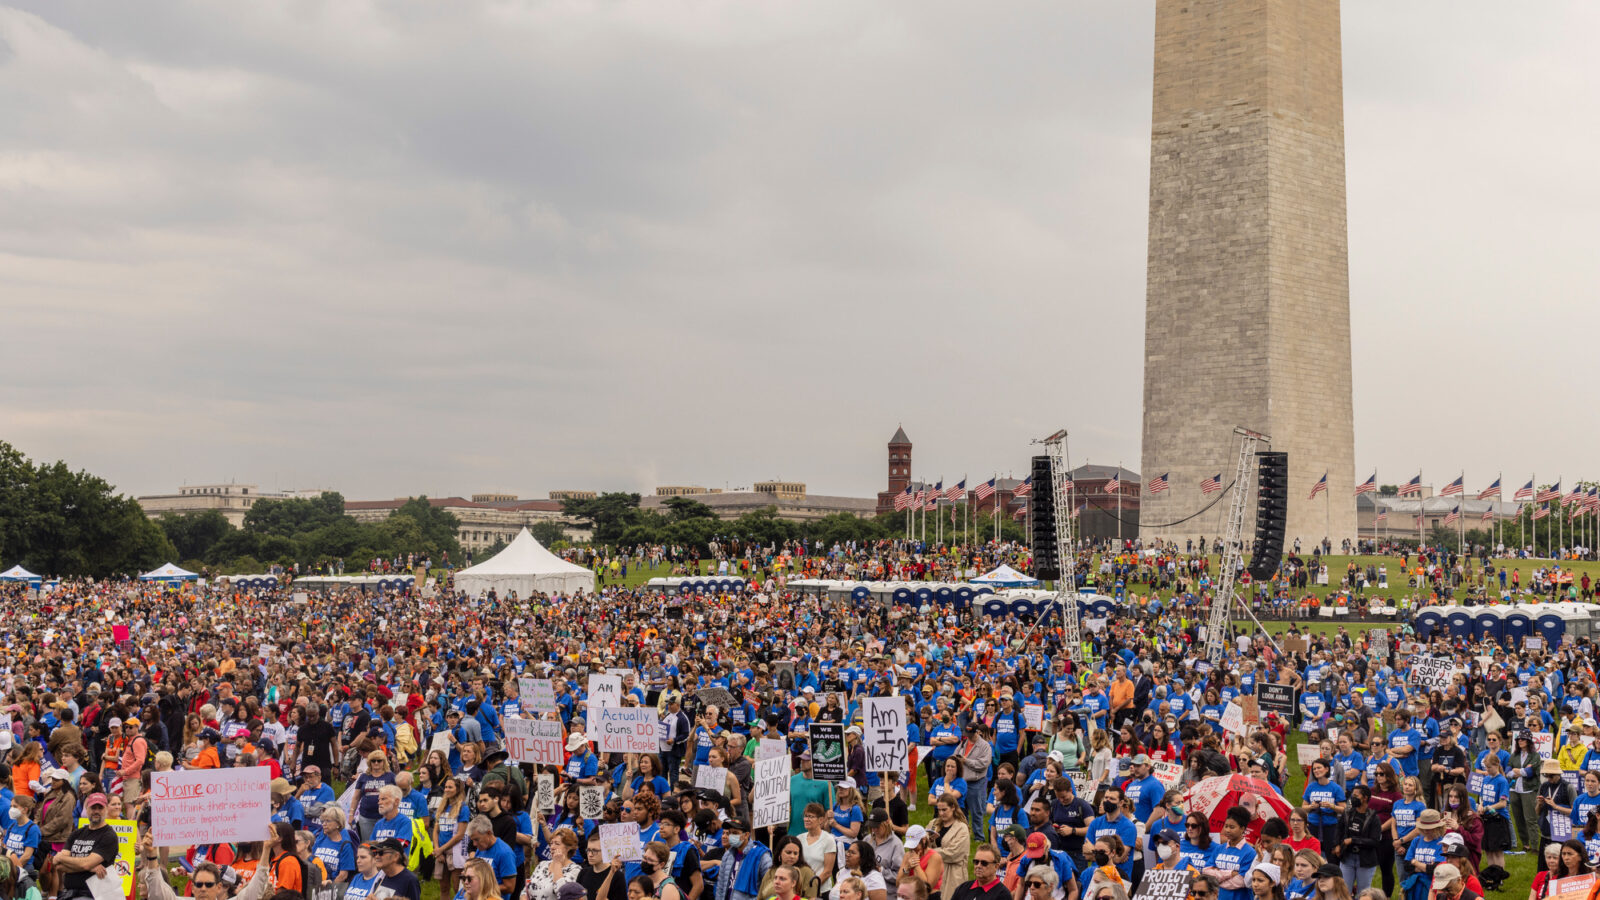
[904, 825, 927, 848]
[838, 777, 857, 790]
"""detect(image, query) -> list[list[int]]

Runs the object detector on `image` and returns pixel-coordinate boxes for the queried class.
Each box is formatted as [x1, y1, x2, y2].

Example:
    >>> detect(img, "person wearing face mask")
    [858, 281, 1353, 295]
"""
[641, 841, 686, 900]
[1084, 788, 1135, 880]
[3, 795, 39, 876]
[1148, 829, 1192, 874]
[713, 819, 770, 900]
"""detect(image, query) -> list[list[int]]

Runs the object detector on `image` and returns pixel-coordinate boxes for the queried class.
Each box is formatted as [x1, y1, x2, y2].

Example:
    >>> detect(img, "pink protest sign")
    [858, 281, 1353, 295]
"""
[151, 767, 271, 847]
[112, 625, 130, 643]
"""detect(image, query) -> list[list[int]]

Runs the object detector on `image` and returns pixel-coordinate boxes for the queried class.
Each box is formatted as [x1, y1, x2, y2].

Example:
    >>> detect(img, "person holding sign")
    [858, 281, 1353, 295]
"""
[51, 792, 116, 900]
[137, 829, 271, 900]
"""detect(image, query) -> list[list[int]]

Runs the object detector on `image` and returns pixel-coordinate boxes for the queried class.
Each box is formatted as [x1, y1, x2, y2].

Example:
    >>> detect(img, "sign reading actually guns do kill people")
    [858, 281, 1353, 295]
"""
[152, 767, 272, 846]
[864, 696, 909, 772]
[596, 706, 660, 754]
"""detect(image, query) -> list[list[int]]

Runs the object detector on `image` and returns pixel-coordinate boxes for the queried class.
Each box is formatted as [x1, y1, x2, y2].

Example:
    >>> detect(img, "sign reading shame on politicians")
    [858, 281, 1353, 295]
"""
[151, 767, 271, 847]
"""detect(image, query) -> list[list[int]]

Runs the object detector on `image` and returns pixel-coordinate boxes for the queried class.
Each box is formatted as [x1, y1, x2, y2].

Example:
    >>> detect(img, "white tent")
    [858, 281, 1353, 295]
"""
[0, 565, 41, 583]
[139, 562, 199, 582]
[970, 564, 1039, 588]
[454, 528, 595, 598]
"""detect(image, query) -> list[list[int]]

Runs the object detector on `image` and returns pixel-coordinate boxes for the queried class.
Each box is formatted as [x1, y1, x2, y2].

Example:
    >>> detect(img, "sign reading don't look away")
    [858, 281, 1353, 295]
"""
[152, 767, 272, 846]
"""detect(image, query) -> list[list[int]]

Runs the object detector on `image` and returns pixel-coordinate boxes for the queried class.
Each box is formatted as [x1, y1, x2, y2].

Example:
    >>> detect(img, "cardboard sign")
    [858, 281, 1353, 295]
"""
[1152, 761, 1184, 789]
[535, 774, 556, 813]
[1283, 635, 1310, 656]
[696, 766, 730, 795]
[505, 718, 565, 766]
[1220, 702, 1246, 735]
[752, 753, 792, 829]
[1023, 703, 1045, 731]
[1239, 695, 1261, 726]
[1256, 683, 1297, 718]
[588, 674, 623, 709]
[579, 785, 606, 819]
[810, 723, 846, 782]
[1296, 744, 1324, 766]
[595, 706, 660, 754]
[757, 738, 788, 760]
[1132, 867, 1193, 900]
[1535, 732, 1555, 759]
[598, 822, 643, 863]
[1409, 656, 1456, 690]
[430, 730, 452, 755]
[151, 767, 271, 847]
[865, 697, 909, 772]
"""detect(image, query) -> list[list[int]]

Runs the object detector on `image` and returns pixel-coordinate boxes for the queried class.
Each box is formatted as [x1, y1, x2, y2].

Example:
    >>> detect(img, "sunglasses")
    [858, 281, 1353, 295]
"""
[193, 881, 219, 889]
[461, 876, 477, 884]
[1026, 881, 1047, 889]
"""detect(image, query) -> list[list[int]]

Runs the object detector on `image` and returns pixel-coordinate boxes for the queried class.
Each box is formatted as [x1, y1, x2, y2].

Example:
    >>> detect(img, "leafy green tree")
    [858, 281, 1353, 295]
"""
[528, 521, 567, 546]
[0, 443, 176, 577]
[157, 510, 235, 561]
[562, 493, 643, 544]
[662, 497, 717, 522]
[243, 492, 347, 536]
[392, 497, 463, 558]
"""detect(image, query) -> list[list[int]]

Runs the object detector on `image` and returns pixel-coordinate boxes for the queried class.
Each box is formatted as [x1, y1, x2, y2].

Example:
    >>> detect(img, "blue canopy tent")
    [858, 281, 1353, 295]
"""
[139, 563, 199, 583]
[0, 566, 42, 587]
[970, 565, 1040, 589]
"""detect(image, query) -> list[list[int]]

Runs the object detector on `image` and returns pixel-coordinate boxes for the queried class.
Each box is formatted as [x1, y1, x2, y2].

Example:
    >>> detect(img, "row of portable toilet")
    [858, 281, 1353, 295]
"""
[644, 576, 750, 595]
[978, 590, 1118, 620]
[1412, 603, 1600, 649]
[290, 574, 416, 593]
[222, 574, 281, 589]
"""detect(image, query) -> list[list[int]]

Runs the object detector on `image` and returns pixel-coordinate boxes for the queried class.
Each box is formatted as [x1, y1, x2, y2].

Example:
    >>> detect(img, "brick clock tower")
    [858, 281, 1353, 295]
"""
[875, 426, 912, 514]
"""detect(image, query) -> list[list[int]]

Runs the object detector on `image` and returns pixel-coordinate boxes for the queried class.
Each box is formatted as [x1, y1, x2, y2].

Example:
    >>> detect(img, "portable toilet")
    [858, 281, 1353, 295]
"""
[935, 586, 954, 606]
[1414, 607, 1445, 641]
[982, 595, 1010, 619]
[1445, 608, 1475, 641]
[891, 585, 915, 607]
[1012, 598, 1036, 618]
[850, 584, 871, 602]
[1534, 604, 1568, 648]
[1502, 606, 1534, 646]
[1089, 597, 1118, 619]
[1473, 608, 1503, 645]
[915, 586, 934, 606]
[953, 586, 974, 610]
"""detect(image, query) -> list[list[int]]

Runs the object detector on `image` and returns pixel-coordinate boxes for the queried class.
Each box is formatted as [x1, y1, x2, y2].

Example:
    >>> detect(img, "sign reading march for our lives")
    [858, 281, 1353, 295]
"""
[588, 674, 623, 709]
[505, 718, 565, 767]
[152, 767, 271, 847]
[865, 697, 909, 772]
[596, 706, 659, 754]
[1409, 656, 1457, 690]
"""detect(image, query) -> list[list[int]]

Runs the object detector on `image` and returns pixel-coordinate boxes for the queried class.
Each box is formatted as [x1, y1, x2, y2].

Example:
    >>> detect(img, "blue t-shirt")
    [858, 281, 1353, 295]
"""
[1303, 779, 1345, 827]
[474, 838, 519, 882]
[371, 813, 414, 853]
[1572, 790, 1600, 826]
[1126, 775, 1166, 823]
[1212, 842, 1257, 900]
[1406, 836, 1445, 868]
[312, 834, 357, 876]
[3, 820, 39, 864]
[1388, 729, 1421, 777]
[566, 751, 599, 782]
[344, 872, 386, 900]
[1390, 799, 1426, 841]
[1085, 815, 1138, 878]
[1177, 840, 1216, 872]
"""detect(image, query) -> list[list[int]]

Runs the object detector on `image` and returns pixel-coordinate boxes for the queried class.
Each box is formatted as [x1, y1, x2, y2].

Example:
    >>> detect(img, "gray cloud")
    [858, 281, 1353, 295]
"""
[1, 2, 1595, 504]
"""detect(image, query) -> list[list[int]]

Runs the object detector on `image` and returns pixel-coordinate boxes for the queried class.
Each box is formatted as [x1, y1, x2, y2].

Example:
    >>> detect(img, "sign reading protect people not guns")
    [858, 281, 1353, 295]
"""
[151, 767, 271, 847]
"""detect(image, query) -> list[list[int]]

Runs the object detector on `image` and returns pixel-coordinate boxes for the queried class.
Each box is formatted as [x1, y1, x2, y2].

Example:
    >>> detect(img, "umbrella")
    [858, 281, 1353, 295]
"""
[1179, 774, 1294, 843]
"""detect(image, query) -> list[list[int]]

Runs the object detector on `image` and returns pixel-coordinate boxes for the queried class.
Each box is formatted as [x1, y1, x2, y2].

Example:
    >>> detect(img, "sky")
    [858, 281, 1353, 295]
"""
[3, 2, 1598, 504]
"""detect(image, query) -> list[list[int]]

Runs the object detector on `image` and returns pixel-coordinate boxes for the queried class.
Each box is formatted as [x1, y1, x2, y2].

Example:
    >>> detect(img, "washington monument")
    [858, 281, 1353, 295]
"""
[1139, 0, 1356, 547]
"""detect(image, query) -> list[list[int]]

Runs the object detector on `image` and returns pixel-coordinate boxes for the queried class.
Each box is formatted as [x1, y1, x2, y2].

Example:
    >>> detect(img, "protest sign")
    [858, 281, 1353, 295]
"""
[1468, 773, 1485, 797]
[525, 678, 558, 715]
[752, 753, 792, 829]
[595, 707, 660, 754]
[1548, 874, 1594, 900]
[1256, 683, 1296, 718]
[1239, 695, 1260, 726]
[1220, 702, 1246, 735]
[1552, 812, 1575, 841]
[598, 822, 643, 863]
[1535, 732, 1555, 759]
[865, 697, 909, 772]
[1527, 636, 1546, 652]
[536, 774, 556, 812]
[1023, 703, 1044, 731]
[1152, 761, 1184, 789]
[580, 785, 606, 819]
[1132, 868, 1192, 900]
[810, 723, 846, 782]
[696, 766, 730, 794]
[1409, 656, 1456, 690]
[505, 718, 566, 766]
[429, 730, 452, 755]
[588, 674, 623, 709]
[1296, 744, 1323, 766]
[757, 738, 788, 760]
[1283, 635, 1310, 656]
[1070, 771, 1100, 801]
[152, 767, 271, 846]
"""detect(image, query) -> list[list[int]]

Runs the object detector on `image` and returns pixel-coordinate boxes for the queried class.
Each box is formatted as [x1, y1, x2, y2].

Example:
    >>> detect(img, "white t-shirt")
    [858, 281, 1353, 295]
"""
[827, 869, 886, 900]
[803, 832, 839, 892]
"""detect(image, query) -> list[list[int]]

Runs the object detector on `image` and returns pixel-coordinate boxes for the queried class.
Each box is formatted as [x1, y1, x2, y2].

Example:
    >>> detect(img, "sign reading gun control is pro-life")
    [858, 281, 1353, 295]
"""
[152, 767, 272, 846]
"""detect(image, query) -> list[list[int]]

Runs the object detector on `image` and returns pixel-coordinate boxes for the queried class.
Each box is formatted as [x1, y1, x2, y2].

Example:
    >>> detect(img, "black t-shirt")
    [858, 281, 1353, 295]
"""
[579, 864, 629, 900]
[301, 720, 338, 772]
[382, 868, 422, 900]
[61, 823, 119, 897]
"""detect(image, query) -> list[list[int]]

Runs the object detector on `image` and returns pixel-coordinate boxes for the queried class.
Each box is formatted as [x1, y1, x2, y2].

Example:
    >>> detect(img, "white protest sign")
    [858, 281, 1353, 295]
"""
[757, 739, 788, 760]
[1220, 702, 1246, 735]
[535, 774, 556, 812]
[151, 767, 271, 847]
[864, 697, 909, 772]
[579, 785, 606, 819]
[1535, 732, 1555, 759]
[598, 822, 643, 863]
[695, 766, 729, 794]
[1409, 656, 1457, 690]
[605, 668, 634, 679]
[1152, 761, 1184, 789]
[526, 678, 559, 716]
[752, 753, 792, 829]
[1296, 744, 1323, 766]
[588, 674, 623, 710]
[504, 718, 566, 766]
[429, 730, 452, 755]
[1023, 703, 1045, 731]
[596, 706, 660, 754]
[1070, 771, 1100, 800]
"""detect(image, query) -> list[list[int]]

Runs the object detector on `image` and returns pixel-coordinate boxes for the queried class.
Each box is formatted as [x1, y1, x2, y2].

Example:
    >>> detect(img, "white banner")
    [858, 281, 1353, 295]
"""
[595, 706, 660, 754]
[505, 718, 566, 766]
[752, 754, 792, 829]
[599, 822, 643, 863]
[152, 768, 271, 847]
[588, 674, 623, 709]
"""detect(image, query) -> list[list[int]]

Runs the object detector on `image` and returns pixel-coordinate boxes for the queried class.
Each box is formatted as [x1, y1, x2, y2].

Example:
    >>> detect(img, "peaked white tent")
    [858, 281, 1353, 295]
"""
[0, 565, 41, 584]
[455, 528, 594, 598]
[139, 562, 199, 582]
[970, 564, 1039, 588]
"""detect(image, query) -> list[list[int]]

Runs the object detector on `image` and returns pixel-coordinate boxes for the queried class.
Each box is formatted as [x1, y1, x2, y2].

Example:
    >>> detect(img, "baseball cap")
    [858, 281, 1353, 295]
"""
[839, 777, 857, 791]
[904, 825, 928, 849]
[1131, 754, 1151, 766]
[1024, 833, 1050, 859]
[84, 793, 109, 809]
[1432, 864, 1463, 890]
[368, 838, 406, 856]
[556, 884, 587, 900]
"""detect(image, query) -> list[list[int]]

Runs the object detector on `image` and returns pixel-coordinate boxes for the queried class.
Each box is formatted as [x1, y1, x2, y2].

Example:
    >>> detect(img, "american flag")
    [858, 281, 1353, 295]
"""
[1398, 474, 1423, 497]
[1012, 507, 1026, 521]
[1513, 479, 1536, 501]
[1587, 488, 1600, 511]
[1566, 486, 1586, 507]
[1481, 506, 1494, 522]
[1071, 504, 1083, 518]
[1201, 473, 1223, 495]
[945, 479, 966, 501]
[1440, 475, 1464, 497]
[1442, 506, 1460, 526]
[1013, 477, 1032, 497]
[925, 481, 942, 509]
[1103, 474, 1121, 494]
[1538, 481, 1562, 503]
[893, 486, 913, 511]
[1478, 477, 1501, 500]
[1354, 473, 1377, 495]
[974, 478, 996, 500]
[1375, 510, 1388, 522]
[1147, 473, 1170, 494]
[1534, 503, 1551, 520]
[1308, 473, 1328, 499]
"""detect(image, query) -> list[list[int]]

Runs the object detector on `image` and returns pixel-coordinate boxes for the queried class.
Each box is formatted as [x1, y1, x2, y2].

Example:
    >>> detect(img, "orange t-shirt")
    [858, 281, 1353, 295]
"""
[12, 761, 39, 799]
[192, 746, 221, 770]
[271, 853, 303, 893]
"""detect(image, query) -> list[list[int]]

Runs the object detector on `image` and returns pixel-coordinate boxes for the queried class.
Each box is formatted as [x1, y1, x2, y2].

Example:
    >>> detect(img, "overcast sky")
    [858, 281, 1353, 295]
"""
[4, 2, 1597, 504]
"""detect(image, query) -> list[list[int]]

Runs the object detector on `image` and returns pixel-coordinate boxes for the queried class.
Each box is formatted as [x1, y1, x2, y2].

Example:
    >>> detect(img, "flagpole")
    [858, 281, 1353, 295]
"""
[1457, 471, 1464, 555]
[1117, 461, 1123, 548]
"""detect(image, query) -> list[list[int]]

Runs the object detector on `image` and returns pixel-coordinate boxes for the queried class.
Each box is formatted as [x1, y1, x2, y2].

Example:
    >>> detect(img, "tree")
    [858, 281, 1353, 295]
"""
[244, 492, 347, 536]
[157, 510, 235, 561]
[662, 496, 717, 522]
[1379, 485, 1399, 496]
[562, 493, 643, 544]
[528, 521, 567, 546]
[391, 497, 463, 559]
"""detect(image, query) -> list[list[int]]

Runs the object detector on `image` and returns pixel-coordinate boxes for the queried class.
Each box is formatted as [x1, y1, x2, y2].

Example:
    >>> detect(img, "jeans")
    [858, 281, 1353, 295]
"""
[1341, 860, 1375, 893]
[964, 777, 989, 842]
[356, 816, 377, 841]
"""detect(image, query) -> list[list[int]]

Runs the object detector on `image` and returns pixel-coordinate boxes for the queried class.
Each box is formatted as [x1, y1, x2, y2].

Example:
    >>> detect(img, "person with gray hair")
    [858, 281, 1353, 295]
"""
[372, 783, 415, 855]
[468, 815, 519, 895]
[1023, 865, 1058, 900]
